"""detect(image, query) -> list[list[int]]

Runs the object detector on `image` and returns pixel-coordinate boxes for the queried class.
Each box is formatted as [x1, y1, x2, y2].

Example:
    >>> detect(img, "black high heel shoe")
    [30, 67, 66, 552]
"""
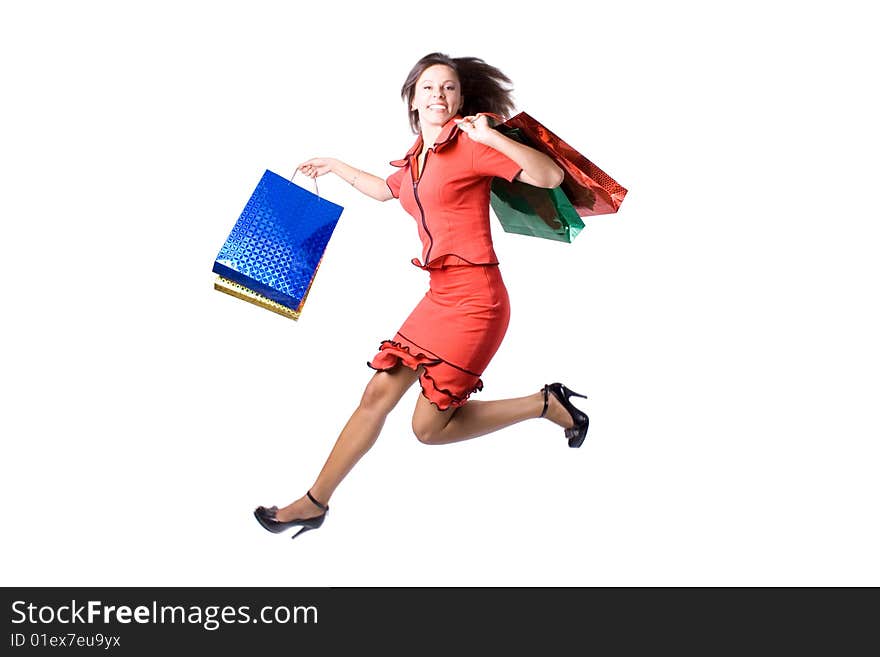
[541, 382, 590, 448]
[254, 491, 329, 540]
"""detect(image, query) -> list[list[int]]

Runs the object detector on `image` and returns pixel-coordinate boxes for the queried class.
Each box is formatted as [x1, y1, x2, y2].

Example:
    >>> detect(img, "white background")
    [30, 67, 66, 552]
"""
[2, 0, 878, 586]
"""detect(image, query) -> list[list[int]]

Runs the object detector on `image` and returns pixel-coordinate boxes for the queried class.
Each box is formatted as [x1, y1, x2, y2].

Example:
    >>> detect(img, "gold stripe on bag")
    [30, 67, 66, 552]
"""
[214, 275, 305, 320]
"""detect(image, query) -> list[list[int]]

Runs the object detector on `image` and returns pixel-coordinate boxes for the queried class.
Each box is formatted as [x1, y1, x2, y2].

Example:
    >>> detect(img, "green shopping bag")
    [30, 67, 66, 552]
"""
[489, 127, 584, 243]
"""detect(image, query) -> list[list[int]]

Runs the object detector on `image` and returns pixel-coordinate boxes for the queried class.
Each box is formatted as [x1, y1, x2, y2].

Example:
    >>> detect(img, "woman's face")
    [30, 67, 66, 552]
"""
[411, 64, 462, 131]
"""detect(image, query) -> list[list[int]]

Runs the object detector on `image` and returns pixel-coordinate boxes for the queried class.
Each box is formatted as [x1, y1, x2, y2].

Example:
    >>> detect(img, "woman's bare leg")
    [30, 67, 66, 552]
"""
[410, 386, 577, 446]
[274, 366, 420, 521]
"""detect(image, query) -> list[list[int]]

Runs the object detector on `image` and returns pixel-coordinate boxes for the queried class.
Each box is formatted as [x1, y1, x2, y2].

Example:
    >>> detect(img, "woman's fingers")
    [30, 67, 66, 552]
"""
[298, 158, 335, 178]
[299, 160, 320, 177]
[456, 115, 489, 134]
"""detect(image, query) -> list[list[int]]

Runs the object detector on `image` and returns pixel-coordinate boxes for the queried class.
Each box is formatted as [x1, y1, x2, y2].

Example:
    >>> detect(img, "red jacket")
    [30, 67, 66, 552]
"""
[386, 116, 522, 268]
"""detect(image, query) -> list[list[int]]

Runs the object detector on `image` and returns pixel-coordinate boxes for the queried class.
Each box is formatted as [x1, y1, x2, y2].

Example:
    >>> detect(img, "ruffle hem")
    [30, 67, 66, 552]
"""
[367, 339, 483, 411]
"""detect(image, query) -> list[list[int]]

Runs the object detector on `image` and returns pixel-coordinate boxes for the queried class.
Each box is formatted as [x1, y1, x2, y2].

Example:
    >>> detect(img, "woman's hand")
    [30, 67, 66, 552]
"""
[465, 119, 564, 188]
[296, 157, 394, 202]
[298, 158, 337, 178]
[455, 114, 496, 145]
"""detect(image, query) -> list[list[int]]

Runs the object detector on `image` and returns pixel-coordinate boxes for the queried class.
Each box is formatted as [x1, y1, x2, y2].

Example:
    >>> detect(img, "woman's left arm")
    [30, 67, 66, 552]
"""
[457, 114, 564, 188]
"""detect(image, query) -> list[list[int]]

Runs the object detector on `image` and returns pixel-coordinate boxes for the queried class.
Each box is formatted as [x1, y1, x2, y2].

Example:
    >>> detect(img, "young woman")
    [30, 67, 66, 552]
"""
[254, 52, 589, 539]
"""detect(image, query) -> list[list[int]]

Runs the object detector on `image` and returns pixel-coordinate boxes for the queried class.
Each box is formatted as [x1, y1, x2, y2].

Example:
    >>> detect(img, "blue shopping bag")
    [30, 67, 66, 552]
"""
[213, 170, 344, 320]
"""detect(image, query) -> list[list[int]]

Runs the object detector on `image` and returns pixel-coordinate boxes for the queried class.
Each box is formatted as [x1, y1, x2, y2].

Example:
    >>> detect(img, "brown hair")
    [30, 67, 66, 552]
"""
[400, 52, 515, 134]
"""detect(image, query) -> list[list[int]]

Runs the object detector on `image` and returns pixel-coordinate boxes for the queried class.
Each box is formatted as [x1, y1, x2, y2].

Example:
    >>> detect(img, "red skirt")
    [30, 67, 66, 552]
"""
[368, 264, 511, 410]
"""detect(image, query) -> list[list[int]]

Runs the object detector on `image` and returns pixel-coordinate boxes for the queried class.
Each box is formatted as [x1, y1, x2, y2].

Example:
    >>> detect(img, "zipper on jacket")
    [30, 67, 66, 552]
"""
[413, 150, 434, 264]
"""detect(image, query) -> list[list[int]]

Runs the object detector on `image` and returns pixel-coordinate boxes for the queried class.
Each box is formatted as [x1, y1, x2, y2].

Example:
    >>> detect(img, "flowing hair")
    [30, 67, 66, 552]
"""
[400, 52, 516, 134]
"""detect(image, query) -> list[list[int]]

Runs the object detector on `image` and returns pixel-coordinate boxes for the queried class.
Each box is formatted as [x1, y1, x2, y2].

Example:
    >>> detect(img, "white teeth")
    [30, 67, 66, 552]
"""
[428, 105, 447, 110]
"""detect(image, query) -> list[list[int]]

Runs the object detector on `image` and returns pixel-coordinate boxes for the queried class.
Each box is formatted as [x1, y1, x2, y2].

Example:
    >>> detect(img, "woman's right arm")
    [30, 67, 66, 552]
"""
[298, 158, 394, 202]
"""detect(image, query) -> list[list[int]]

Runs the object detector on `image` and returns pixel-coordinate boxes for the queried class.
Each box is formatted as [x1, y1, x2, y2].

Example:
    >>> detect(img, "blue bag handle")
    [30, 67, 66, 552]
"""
[289, 170, 320, 197]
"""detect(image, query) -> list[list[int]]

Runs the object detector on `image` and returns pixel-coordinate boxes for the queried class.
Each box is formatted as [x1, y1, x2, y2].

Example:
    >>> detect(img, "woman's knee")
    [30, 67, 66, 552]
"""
[359, 371, 407, 415]
[411, 393, 457, 444]
[413, 418, 434, 445]
[411, 406, 454, 444]
[412, 418, 441, 445]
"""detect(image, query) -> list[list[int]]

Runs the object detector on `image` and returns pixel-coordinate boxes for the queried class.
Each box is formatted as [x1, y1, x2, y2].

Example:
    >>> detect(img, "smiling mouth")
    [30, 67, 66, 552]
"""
[428, 104, 447, 111]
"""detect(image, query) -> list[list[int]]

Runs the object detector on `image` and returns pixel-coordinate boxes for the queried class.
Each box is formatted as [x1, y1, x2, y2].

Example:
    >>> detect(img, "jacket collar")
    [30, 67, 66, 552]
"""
[390, 115, 462, 167]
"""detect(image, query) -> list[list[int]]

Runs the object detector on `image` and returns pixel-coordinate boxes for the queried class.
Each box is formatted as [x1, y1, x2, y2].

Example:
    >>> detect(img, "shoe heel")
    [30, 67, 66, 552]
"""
[560, 384, 588, 401]
[291, 526, 314, 540]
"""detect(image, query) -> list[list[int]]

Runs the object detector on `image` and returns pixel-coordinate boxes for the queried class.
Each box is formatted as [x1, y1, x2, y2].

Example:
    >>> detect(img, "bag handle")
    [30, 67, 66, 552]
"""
[479, 112, 504, 127]
[289, 170, 320, 197]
